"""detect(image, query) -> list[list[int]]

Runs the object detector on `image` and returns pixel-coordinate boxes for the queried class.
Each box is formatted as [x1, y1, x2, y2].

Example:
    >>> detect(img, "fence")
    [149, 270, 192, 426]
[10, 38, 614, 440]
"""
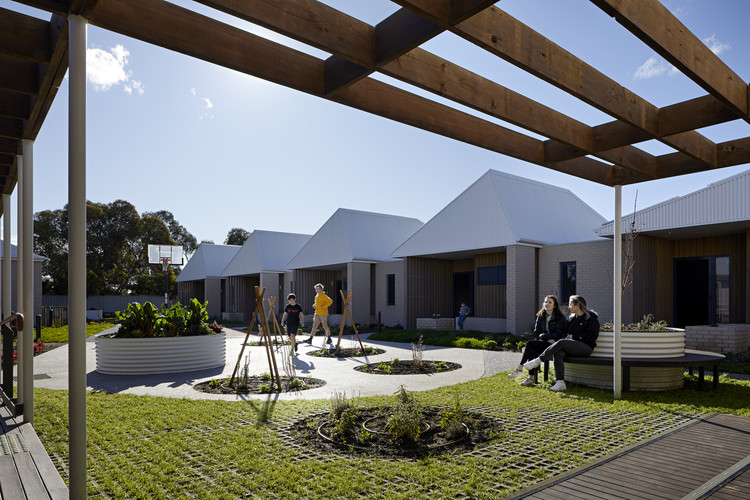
[42, 295, 165, 324]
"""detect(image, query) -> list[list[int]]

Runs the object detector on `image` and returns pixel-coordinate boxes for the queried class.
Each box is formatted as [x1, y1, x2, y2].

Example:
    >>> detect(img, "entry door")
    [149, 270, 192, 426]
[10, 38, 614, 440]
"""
[674, 258, 710, 327]
[452, 272, 474, 318]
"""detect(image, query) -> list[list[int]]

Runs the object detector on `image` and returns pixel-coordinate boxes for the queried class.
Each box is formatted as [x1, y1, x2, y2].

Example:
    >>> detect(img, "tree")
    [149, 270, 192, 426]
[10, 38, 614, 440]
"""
[34, 200, 195, 295]
[199, 240, 214, 245]
[143, 210, 198, 254]
[225, 227, 250, 246]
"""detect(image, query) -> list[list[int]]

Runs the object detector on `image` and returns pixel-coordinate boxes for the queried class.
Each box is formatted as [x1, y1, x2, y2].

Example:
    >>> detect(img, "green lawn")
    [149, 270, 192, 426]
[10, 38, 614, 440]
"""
[33, 370, 750, 498]
[39, 322, 116, 343]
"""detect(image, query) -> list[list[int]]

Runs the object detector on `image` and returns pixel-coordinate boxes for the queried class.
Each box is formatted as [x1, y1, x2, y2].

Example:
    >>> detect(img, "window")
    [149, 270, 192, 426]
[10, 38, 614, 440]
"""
[560, 261, 576, 303]
[477, 266, 506, 285]
[386, 274, 396, 306]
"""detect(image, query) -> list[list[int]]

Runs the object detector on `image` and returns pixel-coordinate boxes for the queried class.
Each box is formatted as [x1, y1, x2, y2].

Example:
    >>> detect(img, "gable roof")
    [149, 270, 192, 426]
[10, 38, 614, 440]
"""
[596, 168, 750, 238]
[392, 169, 606, 258]
[176, 244, 240, 282]
[0, 241, 46, 261]
[222, 230, 312, 276]
[287, 209, 423, 269]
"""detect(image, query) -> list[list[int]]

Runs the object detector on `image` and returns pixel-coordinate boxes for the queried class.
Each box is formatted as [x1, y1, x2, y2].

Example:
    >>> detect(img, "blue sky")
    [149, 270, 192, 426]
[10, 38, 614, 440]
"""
[5, 0, 750, 246]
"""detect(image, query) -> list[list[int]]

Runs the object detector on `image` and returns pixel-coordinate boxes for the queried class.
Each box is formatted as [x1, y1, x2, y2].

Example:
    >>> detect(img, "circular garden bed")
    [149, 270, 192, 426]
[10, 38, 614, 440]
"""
[290, 405, 502, 458]
[354, 359, 461, 375]
[194, 375, 325, 395]
[308, 346, 386, 358]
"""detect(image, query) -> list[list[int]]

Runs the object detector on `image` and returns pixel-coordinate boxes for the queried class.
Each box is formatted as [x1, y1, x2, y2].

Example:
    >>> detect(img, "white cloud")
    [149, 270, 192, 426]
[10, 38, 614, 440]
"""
[634, 56, 669, 79]
[202, 97, 213, 109]
[190, 88, 215, 119]
[87, 44, 143, 94]
[703, 34, 730, 55]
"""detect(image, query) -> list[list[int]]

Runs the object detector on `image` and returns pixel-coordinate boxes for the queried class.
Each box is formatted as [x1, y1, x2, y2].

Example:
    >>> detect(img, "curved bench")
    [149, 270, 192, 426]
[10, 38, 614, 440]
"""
[539, 349, 725, 391]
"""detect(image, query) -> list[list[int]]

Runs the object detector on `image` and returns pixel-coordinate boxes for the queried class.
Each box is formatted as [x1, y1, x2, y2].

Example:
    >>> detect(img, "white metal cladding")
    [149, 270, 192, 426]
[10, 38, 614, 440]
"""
[222, 230, 312, 277]
[176, 244, 240, 282]
[287, 208, 423, 269]
[597, 169, 750, 236]
[392, 171, 514, 257]
[392, 169, 606, 258]
[95, 333, 226, 374]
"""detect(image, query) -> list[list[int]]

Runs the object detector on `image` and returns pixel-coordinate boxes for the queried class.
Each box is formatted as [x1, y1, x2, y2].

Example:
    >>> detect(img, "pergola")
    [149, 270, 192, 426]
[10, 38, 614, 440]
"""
[2, 1, 748, 497]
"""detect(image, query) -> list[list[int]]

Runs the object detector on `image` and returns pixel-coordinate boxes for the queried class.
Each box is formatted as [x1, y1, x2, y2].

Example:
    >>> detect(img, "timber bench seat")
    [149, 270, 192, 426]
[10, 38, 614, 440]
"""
[539, 349, 725, 391]
[0, 403, 68, 499]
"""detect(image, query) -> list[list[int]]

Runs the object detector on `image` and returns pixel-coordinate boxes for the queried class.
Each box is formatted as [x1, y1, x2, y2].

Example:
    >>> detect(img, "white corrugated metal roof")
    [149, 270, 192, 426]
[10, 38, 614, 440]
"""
[176, 244, 240, 282]
[222, 230, 312, 276]
[287, 209, 423, 269]
[392, 169, 606, 257]
[596, 169, 750, 237]
[0, 240, 46, 261]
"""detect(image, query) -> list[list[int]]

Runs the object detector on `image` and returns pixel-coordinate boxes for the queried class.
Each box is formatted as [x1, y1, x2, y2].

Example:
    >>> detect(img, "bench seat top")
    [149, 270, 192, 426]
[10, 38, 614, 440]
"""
[565, 349, 725, 367]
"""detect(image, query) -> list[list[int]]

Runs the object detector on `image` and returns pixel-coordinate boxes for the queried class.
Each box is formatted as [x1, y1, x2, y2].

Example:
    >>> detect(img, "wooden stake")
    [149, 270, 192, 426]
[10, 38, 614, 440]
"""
[266, 296, 284, 344]
[336, 290, 365, 352]
[230, 286, 266, 385]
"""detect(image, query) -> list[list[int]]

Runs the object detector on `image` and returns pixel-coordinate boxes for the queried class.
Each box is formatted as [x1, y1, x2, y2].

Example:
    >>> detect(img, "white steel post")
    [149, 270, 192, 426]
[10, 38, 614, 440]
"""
[613, 185, 623, 399]
[69, 14, 88, 500]
[16, 155, 23, 404]
[22, 139, 34, 424]
[2, 194, 10, 321]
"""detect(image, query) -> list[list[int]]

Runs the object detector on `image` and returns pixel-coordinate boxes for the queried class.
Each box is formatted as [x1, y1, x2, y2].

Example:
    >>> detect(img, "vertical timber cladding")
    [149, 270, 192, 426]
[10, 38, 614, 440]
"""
[631, 235, 674, 325]
[474, 252, 507, 318]
[224, 275, 258, 320]
[405, 257, 453, 329]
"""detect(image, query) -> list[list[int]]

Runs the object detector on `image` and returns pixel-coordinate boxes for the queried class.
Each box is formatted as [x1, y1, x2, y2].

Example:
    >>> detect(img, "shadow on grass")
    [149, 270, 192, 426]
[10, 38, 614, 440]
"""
[240, 393, 279, 426]
[563, 374, 750, 417]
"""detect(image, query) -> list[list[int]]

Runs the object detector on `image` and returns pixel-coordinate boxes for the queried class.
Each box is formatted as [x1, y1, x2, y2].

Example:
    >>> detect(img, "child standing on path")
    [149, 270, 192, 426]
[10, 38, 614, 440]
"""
[303, 283, 333, 345]
[281, 293, 304, 354]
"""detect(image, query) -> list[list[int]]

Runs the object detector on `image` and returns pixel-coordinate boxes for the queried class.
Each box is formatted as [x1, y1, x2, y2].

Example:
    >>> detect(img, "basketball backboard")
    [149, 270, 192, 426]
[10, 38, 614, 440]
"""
[147, 244, 184, 266]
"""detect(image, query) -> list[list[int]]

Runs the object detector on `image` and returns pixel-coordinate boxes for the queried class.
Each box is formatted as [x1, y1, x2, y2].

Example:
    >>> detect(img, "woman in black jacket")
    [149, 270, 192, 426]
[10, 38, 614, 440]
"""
[523, 295, 599, 392]
[508, 295, 566, 386]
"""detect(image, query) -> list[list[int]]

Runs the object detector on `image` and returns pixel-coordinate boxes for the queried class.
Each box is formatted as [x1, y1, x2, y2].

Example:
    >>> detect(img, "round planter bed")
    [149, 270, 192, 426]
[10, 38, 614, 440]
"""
[95, 333, 226, 375]
[565, 330, 686, 391]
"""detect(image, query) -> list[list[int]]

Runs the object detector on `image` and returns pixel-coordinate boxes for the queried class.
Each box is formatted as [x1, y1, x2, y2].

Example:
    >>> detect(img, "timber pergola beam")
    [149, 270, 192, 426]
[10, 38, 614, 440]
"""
[591, 0, 750, 121]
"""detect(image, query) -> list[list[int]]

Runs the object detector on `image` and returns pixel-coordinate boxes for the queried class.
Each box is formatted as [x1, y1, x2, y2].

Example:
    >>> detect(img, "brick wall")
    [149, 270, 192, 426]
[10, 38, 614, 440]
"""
[685, 324, 749, 353]
[507, 245, 537, 335]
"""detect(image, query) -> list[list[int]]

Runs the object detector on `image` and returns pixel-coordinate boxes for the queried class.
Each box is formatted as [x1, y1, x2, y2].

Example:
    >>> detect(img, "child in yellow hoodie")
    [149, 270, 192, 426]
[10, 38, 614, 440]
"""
[302, 283, 333, 345]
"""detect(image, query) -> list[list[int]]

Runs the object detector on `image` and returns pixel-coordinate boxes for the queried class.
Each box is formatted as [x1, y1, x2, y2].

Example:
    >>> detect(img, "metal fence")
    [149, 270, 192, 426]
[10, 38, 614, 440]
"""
[42, 295, 165, 317]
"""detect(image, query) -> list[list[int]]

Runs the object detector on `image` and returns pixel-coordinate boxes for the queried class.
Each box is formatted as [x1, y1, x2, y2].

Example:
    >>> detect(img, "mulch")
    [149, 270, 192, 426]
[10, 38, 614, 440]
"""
[354, 360, 461, 375]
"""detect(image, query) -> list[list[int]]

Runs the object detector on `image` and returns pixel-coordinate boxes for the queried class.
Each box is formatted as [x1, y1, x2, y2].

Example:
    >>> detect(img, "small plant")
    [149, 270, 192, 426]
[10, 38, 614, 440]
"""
[375, 363, 392, 374]
[502, 341, 513, 350]
[439, 393, 468, 440]
[237, 355, 251, 391]
[289, 378, 302, 389]
[260, 372, 272, 381]
[208, 378, 221, 389]
[386, 386, 423, 443]
[258, 384, 271, 393]
[390, 358, 400, 365]
[330, 391, 352, 420]
[435, 361, 447, 371]
[484, 339, 497, 350]
[412, 335, 425, 369]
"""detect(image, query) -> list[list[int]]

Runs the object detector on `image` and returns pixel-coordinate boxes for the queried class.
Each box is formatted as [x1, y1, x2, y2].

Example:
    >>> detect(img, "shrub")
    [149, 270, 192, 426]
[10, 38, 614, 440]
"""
[113, 299, 217, 338]
[387, 386, 423, 443]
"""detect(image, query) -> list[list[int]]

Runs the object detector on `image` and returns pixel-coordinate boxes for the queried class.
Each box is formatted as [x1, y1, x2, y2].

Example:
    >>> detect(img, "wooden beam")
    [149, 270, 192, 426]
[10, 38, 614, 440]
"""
[0, 117, 23, 141]
[591, 0, 749, 117]
[89, 0, 325, 95]
[24, 15, 68, 141]
[717, 137, 750, 169]
[659, 95, 738, 137]
[11, 0, 69, 16]
[0, 154, 13, 167]
[443, 5, 717, 166]
[0, 8, 52, 64]
[331, 77, 621, 185]
[0, 138, 20, 155]
[0, 55, 40, 95]
[0, 91, 31, 121]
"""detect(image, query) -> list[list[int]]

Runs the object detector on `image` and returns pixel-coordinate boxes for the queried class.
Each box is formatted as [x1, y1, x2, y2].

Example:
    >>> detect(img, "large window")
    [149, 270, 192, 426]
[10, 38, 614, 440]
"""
[560, 261, 576, 303]
[386, 274, 396, 306]
[477, 266, 506, 285]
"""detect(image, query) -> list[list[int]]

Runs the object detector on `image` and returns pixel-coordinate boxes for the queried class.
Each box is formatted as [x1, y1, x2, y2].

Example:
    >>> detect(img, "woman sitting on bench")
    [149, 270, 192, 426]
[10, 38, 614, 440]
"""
[521, 295, 599, 392]
[508, 295, 566, 386]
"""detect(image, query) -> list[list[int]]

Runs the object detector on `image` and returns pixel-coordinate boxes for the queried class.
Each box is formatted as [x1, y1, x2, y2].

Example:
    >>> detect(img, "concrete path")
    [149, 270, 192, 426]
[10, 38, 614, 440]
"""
[21, 327, 521, 401]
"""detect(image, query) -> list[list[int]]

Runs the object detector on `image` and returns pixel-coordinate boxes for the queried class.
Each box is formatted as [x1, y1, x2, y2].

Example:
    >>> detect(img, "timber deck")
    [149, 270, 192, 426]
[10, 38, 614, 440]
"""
[0, 402, 68, 499]
[511, 413, 750, 499]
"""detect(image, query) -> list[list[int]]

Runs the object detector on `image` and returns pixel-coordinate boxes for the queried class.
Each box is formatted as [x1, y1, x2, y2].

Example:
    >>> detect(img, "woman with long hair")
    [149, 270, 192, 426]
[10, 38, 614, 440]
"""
[522, 295, 599, 392]
[508, 295, 566, 386]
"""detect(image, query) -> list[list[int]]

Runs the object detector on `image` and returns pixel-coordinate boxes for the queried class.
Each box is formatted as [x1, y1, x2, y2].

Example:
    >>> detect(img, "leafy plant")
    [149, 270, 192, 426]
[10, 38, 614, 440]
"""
[115, 302, 163, 338]
[440, 393, 468, 440]
[375, 363, 391, 374]
[289, 378, 302, 389]
[435, 361, 447, 371]
[390, 358, 400, 365]
[386, 386, 423, 443]
[258, 384, 271, 393]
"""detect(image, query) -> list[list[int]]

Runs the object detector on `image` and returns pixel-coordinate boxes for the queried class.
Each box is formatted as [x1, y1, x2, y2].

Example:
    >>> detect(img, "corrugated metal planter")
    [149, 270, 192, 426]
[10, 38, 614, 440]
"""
[565, 330, 686, 391]
[95, 333, 226, 375]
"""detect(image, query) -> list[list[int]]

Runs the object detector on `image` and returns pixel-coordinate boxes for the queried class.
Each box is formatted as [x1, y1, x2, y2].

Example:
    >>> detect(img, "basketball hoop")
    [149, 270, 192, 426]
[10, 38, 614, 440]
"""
[161, 257, 171, 272]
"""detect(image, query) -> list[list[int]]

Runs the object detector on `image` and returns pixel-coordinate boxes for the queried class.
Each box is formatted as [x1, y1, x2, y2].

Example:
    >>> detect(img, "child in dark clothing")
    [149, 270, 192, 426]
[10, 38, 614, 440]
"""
[281, 293, 304, 354]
